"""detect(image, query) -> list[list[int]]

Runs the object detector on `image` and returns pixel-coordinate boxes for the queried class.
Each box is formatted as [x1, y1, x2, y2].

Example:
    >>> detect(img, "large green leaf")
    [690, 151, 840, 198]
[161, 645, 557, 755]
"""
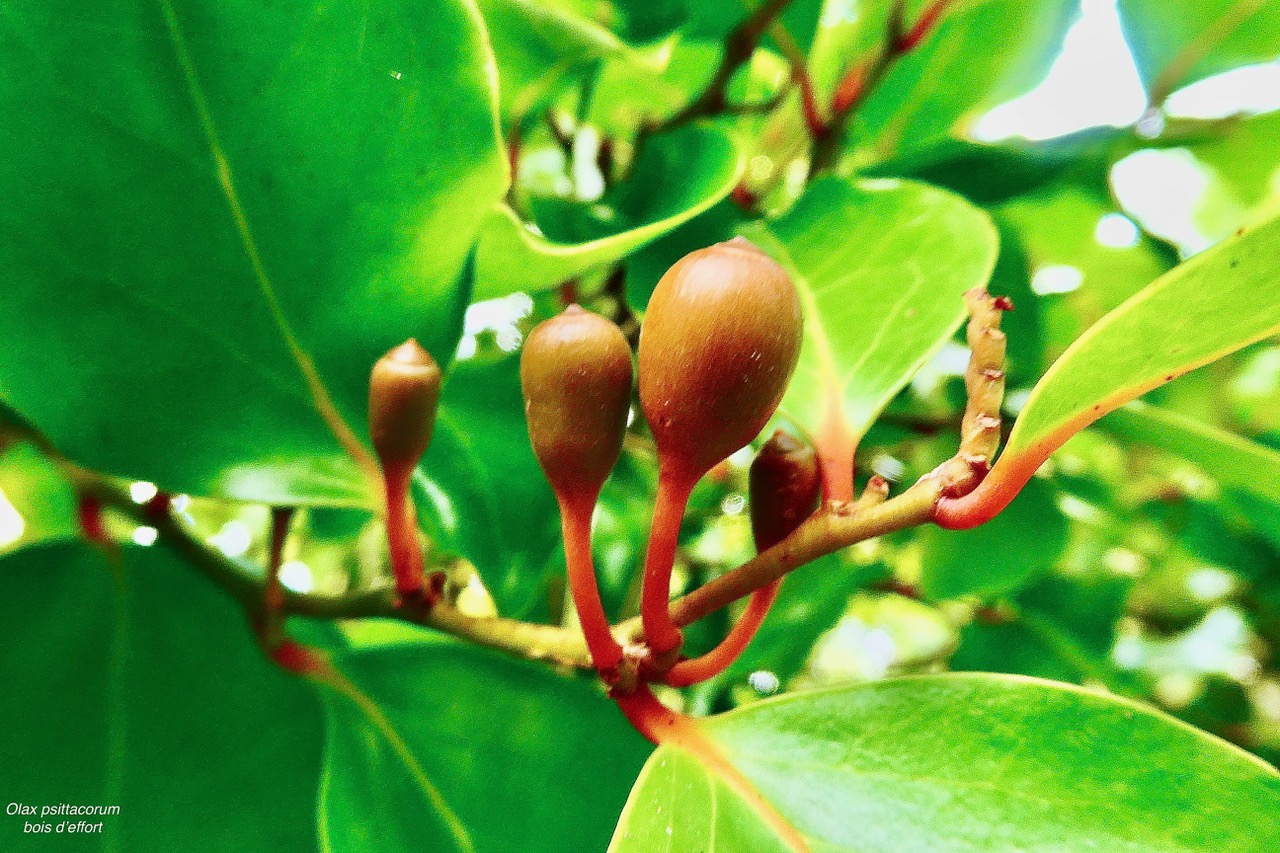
[612, 674, 1280, 851]
[1117, 0, 1280, 93]
[855, 0, 1077, 161]
[740, 177, 997, 451]
[475, 126, 743, 299]
[417, 353, 560, 617]
[939, 213, 1280, 527]
[0, 542, 324, 851]
[0, 0, 506, 505]
[319, 637, 652, 853]
[1105, 400, 1280, 504]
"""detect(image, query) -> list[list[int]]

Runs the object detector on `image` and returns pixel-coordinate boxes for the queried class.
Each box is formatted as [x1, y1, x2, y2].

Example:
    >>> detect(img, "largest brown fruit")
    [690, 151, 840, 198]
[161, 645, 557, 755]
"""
[639, 237, 803, 484]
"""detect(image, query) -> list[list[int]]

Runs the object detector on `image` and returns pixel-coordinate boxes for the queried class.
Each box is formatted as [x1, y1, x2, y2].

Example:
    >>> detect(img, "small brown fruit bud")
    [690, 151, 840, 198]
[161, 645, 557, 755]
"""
[749, 430, 821, 551]
[368, 339, 442, 473]
[639, 237, 803, 484]
[521, 306, 633, 503]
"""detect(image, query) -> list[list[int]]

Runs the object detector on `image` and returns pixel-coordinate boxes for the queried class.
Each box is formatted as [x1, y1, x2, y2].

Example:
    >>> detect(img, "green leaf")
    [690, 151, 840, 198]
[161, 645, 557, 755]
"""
[587, 36, 788, 139]
[942, 214, 1280, 526]
[476, 126, 743, 299]
[417, 353, 560, 617]
[740, 177, 998, 446]
[482, 0, 647, 124]
[319, 638, 652, 853]
[1105, 401, 1280, 505]
[1117, 0, 1280, 94]
[613, 673, 1280, 851]
[856, 0, 1077, 160]
[1191, 111, 1280, 214]
[0, 0, 506, 505]
[611, 745, 795, 851]
[920, 476, 1068, 600]
[0, 542, 323, 851]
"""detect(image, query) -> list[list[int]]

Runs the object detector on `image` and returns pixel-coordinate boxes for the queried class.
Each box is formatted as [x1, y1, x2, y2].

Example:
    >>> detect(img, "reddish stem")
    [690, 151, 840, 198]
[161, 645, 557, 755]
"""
[558, 280, 580, 306]
[640, 475, 695, 657]
[559, 494, 625, 678]
[506, 126, 520, 186]
[830, 60, 870, 117]
[895, 0, 954, 53]
[815, 401, 856, 504]
[383, 469, 425, 599]
[730, 183, 759, 211]
[664, 579, 782, 687]
[77, 496, 109, 546]
[264, 506, 291, 617]
[796, 68, 827, 136]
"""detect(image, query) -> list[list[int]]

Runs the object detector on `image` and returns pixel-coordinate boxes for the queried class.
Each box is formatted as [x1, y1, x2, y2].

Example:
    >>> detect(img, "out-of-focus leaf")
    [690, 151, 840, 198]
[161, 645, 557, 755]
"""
[740, 177, 997, 446]
[920, 476, 1068, 600]
[856, 0, 1077, 160]
[320, 639, 651, 853]
[417, 353, 560, 617]
[1117, 0, 1280, 94]
[0, 0, 505, 506]
[997, 184, 1174, 358]
[476, 126, 743, 298]
[875, 129, 1119, 207]
[482, 0, 646, 124]
[584, 452, 656, 619]
[1105, 401, 1280, 505]
[612, 673, 1280, 851]
[0, 441, 77, 553]
[952, 571, 1134, 689]
[1191, 111, 1280, 213]
[938, 213, 1280, 527]
[719, 555, 889, 689]
[0, 542, 323, 851]
[588, 38, 788, 139]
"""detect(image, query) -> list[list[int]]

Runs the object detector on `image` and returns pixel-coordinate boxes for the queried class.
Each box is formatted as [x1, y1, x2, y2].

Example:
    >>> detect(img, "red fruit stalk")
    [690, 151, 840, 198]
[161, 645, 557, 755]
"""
[666, 430, 820, 686]
[368, 339, 441, 601]
[522, 306, 633, 678]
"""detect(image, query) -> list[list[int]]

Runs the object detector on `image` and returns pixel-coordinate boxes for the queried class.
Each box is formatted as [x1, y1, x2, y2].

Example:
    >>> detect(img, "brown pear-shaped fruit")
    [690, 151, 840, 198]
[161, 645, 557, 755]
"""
[368, 339, 442, 474]
[749, 430, 821, 551]
[639, 237, 803, 485]
[522, 306, 633, 503]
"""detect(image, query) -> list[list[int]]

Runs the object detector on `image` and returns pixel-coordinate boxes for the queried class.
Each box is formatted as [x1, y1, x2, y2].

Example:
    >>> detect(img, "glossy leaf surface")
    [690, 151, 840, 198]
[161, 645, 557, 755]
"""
[0, 542, 324, 851]
[0, 0, 506, 505]
[613, 674, 1280, 851]
[320, 637, 651, 852]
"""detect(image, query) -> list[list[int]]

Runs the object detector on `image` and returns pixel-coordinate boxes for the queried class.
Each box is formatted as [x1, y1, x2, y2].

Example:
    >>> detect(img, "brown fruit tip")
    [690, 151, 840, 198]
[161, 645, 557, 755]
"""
[369, 339, 443, 474]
